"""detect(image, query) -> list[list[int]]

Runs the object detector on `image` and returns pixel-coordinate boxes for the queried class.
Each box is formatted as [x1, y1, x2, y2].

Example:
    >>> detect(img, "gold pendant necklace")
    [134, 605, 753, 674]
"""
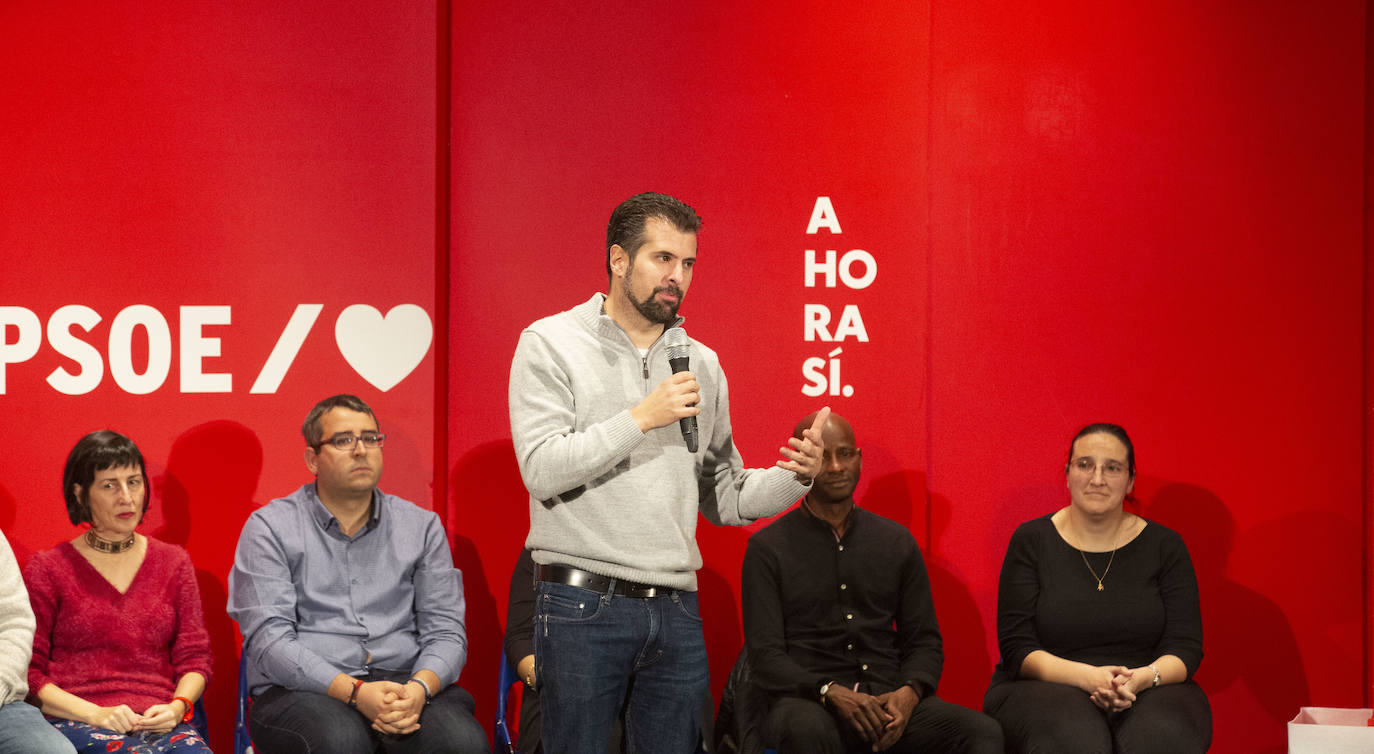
[1080, 548, 1115, 591]
[1076, 516, 1125, 591]
[85, 529, 136, 554]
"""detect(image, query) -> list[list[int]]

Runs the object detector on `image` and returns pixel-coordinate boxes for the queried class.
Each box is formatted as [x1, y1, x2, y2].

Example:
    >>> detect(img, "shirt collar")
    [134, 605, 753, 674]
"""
[306, 483, 381, 533]
[799, 497, 858, 539]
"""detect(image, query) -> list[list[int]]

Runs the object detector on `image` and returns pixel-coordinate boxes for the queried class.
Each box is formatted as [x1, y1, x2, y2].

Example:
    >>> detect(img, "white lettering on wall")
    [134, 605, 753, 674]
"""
[46, 305, 103, 395]
[108, 305, 172, 395]
[0, 302, 430, 395]
[180, 306, 232, 393]
[806, 196, 843, 234]
[804, 249, 837, 288]
[801, 347, 851, 397]
[804, 305, 869, 342]
[799, 197, 876, 397]
[804, 249, 877, 289]
[0, 306, 42, 394]
[250, 304, 322, 394]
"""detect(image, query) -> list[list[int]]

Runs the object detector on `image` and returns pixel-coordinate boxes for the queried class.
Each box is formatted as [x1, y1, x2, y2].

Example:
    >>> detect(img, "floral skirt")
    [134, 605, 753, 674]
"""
[47, 719, 212, 753]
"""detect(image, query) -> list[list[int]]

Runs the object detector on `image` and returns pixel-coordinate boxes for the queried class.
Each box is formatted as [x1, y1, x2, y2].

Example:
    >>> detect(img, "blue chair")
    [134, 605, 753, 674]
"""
[234, 654, 254, 754]
[494, 648, 521, 754]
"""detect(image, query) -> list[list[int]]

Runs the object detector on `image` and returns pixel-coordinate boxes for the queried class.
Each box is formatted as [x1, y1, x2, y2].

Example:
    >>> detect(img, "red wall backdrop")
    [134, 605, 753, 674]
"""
[450, 2, 1367, 752]
[1, 2, 1368, 753]
[926, 3, 1367, 750]
[0, 3, 441, 752]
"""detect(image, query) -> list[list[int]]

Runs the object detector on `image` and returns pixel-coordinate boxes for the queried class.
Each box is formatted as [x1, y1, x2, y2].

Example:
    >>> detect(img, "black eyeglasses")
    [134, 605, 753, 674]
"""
[315, 433, 386, 451]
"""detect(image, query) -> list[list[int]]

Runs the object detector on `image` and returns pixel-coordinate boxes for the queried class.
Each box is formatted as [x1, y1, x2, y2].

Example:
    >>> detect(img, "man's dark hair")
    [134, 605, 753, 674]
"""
[302, 394, 379, 447]
[605, 192, 702, 279]
[62, 430, 150, 525]
[1065, 422, 1136, 478]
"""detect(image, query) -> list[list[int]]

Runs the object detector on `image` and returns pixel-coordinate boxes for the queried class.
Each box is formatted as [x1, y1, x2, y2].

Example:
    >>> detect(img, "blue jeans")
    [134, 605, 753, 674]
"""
[534, 579, 708, 754]
[0, 701, 74, 754]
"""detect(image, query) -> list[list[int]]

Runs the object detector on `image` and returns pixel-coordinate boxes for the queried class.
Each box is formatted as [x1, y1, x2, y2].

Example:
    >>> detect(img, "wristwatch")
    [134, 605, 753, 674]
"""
[818, 680, 836, 704]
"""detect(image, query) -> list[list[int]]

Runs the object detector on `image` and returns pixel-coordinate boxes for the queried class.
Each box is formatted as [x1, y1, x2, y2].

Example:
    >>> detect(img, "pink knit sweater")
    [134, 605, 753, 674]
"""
[24, 537, 212, 713]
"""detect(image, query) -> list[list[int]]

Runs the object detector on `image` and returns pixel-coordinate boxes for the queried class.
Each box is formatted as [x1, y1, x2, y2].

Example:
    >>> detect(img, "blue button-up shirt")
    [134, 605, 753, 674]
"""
[228, 483, 467, 696]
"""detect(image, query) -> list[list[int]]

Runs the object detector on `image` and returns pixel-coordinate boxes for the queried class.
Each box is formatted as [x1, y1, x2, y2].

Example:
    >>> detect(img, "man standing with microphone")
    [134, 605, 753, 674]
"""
[508, 192, 828, 754]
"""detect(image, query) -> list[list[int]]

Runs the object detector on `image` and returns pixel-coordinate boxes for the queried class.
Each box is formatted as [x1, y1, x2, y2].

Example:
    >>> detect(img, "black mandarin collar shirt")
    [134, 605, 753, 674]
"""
[742, 503, 943, 700]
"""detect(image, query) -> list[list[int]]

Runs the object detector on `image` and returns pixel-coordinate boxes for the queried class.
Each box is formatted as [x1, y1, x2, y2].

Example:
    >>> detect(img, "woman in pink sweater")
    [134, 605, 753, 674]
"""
[24, 430, 213, 753]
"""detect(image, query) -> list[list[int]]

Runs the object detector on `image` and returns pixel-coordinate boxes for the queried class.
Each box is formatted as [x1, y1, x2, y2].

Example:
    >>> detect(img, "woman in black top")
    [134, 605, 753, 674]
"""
[984, 423, 1211, 753]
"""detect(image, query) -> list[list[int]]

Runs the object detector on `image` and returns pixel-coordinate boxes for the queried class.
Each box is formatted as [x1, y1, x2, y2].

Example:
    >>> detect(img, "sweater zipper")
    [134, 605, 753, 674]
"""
[641, 354, 649, 382]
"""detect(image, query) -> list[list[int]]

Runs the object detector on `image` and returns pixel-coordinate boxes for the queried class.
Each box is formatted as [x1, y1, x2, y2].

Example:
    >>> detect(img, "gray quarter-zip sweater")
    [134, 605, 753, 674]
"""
[509, 293, 808, 590]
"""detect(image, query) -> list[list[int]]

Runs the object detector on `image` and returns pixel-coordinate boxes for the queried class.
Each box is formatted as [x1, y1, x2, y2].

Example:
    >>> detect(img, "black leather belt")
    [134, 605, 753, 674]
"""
[535, 563, 667, 598]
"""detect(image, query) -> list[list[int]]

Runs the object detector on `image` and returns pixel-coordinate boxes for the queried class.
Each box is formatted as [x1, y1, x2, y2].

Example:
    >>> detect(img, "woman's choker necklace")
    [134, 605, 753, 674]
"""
[85, 529, 135, 554]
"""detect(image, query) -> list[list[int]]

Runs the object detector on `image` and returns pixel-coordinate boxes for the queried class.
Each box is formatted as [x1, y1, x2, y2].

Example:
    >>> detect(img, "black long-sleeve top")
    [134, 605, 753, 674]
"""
[742, 505, 943, 700]
[991, 514, 1203, 686]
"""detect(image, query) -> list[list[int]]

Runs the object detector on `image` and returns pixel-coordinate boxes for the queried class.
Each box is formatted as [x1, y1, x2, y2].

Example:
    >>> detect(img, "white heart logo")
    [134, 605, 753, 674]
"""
[334, 304, 433, 392]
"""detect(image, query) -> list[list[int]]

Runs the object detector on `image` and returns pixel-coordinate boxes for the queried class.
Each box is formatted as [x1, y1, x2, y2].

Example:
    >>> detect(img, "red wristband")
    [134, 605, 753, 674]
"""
[172, 696, 194, 723]
[346, 679, 364, 708]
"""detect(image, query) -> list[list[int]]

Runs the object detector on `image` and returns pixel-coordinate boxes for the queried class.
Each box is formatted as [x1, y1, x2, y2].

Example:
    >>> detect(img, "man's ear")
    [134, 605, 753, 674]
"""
[609, 244, 629, 280]
[305, 446, 318, 475]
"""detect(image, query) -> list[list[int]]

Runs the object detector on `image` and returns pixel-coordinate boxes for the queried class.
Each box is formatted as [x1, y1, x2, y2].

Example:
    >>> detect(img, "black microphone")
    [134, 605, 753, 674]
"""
[663, 327, 698, 453]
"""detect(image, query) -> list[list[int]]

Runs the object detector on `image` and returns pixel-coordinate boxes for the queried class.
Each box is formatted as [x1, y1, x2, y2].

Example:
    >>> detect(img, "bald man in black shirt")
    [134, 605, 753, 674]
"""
[741, 412, 1001, 754]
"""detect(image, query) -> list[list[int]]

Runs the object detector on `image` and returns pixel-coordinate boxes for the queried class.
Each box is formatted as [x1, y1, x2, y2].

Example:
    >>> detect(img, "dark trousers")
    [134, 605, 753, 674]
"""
[249, 670, 487, 754]
[762, 694, 1003, 754]
[984, 680, 1211, 754]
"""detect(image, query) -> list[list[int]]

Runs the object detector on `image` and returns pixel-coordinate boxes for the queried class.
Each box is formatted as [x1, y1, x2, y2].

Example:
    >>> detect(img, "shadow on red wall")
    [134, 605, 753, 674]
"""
[448, 439, 528, 738]
[1140, 481, 1308, 754]
[925, 494, 995, 709]
[154, 420, 263, 754]
[865, 469, 994, 709]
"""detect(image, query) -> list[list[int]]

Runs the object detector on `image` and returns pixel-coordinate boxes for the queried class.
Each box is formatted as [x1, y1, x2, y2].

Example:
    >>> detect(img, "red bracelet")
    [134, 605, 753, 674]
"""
[346, 679, 364, 708]
[172, 696, 194, 723]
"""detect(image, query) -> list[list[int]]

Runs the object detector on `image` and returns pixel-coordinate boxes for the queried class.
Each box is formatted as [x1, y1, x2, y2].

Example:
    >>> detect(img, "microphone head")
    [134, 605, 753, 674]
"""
[664, 326, 690, 361]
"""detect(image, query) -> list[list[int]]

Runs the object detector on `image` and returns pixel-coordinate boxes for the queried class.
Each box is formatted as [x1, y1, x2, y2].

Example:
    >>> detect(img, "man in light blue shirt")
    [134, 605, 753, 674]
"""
[228, 394, 486, 753]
